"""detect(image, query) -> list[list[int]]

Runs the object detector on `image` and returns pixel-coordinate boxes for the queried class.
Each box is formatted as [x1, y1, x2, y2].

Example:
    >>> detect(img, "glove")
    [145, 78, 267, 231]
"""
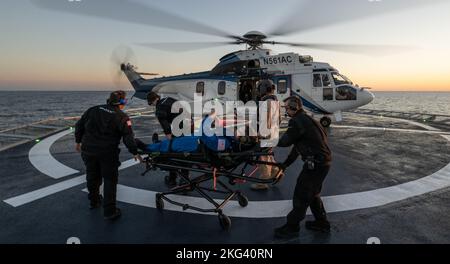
[134, 154, 144, 163]
[273, 164, 286, 185]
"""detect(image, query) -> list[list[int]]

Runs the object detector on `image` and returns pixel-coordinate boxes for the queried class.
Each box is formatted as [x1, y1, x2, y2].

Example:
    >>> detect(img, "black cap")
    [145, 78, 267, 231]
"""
[146, 92, 160, 105]
[108, 90, 126, 106]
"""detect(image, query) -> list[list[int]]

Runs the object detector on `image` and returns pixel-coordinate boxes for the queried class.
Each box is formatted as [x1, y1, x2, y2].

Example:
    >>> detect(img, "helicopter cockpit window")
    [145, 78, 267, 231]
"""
[196, 81, 205, 96]
[218, 81, 226, 95]
[331, 72, 352, 86]
[277, 79, 287, 94]
[336, 86, 357, 101]
[313, 74, 322, 87]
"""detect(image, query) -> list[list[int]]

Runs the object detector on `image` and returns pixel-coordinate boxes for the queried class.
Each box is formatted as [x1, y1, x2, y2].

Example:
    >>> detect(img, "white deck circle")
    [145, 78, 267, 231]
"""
[8, 121, 450, 218]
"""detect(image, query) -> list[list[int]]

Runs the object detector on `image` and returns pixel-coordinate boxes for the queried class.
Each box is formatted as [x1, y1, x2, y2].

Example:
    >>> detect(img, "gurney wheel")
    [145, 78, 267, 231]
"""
[155, 194, 164, 210]
[218, 214, 231, 230]
[237, 193, 249, 207]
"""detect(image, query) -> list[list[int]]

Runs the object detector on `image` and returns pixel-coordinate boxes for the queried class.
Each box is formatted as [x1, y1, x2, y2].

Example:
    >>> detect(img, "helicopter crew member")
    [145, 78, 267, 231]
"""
[239, 81, 254, 103]
[251, 79, 281, 190]
[75, 90, 142, 221]
[147, 91, 188, 187]
[274, 96, 332, 239]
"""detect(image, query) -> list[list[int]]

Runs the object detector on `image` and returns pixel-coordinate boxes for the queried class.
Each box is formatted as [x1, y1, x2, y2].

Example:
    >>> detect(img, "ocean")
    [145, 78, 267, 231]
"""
[0, 91, 449, 131]
[0, 91, 148, 131]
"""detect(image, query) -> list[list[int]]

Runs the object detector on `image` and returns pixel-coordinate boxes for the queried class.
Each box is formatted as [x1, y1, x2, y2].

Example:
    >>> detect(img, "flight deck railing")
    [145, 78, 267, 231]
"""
[0, 107, 154, 152]
[2, 107, 448, 152]
[348, 108, 450, 130]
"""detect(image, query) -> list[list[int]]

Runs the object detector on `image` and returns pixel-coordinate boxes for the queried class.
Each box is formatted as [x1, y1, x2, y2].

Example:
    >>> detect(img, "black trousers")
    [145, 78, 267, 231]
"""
[287, 164, 330, 227]
[81, 151, 120, 216]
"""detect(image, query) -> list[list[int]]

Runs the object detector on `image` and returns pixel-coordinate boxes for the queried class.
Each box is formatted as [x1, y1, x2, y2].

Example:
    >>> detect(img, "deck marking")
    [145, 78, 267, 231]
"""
[355, 113, 441, 131]
[28, 129, 79, 179]
[11, 118, 450, 218]
[4, 159, 139, 207]
[87, 159, 449, 218]
[332, 125, 450, 135]
[4, 175, 86, 207]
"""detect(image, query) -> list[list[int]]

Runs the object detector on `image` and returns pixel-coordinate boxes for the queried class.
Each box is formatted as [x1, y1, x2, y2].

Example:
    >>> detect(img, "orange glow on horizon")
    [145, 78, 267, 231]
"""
[2, 73, 450, 92]
[352, 74, 450, 92]
[1, 60, 449, 92]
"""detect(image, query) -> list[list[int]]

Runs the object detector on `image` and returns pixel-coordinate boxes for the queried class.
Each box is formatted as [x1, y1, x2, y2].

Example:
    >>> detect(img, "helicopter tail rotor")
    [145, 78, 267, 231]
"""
[110, 46, 136, 89]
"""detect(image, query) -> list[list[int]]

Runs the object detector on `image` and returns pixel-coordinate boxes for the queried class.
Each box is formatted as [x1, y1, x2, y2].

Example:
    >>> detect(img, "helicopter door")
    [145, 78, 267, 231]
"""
[238, 79, 257, 103]
[271, 75, 291, 102]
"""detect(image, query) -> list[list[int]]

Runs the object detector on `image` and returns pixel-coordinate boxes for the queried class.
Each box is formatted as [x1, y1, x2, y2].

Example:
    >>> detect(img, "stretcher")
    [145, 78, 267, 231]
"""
[139, 143, 283, 230]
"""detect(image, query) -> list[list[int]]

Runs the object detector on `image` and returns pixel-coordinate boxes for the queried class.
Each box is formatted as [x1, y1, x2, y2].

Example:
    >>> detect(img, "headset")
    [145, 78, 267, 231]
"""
[108, 91, 127, 106]
[118, 98, 128, 105]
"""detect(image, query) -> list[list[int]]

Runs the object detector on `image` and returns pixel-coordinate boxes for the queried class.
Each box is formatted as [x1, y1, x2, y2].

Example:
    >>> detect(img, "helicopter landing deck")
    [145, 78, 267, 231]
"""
[1, 112, 450, 244]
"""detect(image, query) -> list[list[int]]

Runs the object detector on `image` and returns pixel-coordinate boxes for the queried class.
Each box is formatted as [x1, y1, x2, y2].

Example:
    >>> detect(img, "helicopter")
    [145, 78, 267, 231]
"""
[31, 0, 441, 127]
[120, 34, 375, 127]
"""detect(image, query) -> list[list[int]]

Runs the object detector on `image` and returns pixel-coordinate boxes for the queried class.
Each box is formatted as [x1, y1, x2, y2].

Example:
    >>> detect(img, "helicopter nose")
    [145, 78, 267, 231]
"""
[362, 89, 375, 105]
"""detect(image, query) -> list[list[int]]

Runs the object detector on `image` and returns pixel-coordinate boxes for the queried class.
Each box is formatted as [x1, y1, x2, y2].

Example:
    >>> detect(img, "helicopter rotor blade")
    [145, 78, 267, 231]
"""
[268, 0, 446, 36]
[136, 72, 159, 76]
[137, 41, 243, 52]
[31, 0, 238, 39]
[268, 41, 415, 56]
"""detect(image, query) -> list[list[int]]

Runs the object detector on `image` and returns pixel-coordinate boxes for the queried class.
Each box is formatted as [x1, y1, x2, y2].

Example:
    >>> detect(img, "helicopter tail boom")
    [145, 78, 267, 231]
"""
[120, 63, 154, 100]
[120, 63, 161, 99]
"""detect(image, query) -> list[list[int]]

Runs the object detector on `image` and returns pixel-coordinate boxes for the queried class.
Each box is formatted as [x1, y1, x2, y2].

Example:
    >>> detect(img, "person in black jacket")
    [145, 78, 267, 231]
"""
[147, 92, 188, 187]
[147, 92, 181, 140]
[274, 96, 332, 239]
[75, 90, 142, 220]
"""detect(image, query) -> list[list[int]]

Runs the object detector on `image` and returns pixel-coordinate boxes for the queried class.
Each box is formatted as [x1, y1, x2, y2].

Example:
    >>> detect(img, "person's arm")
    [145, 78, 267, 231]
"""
[118, 115, 142, 162]
[282, 147, 300, 169]
[278, 118, 304, 169]
[156, 111, 172, 136]
[74, 109, 89, 152]
[277, 119, 303, 147]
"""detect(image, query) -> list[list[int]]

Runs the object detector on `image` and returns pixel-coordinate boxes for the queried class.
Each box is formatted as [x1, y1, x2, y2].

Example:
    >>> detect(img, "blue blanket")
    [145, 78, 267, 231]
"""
[146, 135, 233, 153]
[146, 116, 235, 153]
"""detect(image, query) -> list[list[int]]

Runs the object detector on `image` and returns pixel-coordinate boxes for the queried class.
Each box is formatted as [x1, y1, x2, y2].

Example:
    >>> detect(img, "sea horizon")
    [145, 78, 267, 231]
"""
[0, 89, 449, 93]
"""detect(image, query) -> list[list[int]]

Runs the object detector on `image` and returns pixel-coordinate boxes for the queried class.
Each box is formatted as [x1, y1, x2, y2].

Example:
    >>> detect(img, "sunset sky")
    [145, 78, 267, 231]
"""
[1, 0, 450, 91]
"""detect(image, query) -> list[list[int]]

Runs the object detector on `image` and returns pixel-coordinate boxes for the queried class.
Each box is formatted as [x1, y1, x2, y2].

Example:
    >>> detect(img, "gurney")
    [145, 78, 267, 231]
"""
[139, 140, 283, 230]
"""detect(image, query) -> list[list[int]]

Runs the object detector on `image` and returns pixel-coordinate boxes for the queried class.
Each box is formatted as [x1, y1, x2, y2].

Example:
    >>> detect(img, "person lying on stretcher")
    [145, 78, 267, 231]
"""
[135, 112, 245, 154]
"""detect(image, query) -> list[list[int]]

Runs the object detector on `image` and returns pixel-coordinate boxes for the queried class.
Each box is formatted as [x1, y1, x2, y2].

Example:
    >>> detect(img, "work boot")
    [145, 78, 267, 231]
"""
[250, 183, 269, 191]
[89, 195, 103, 209]
[305, 220, 331, 233]
[104, 208, 122, 221]
[164, 175, 177, 187]
[274, 224, 300, 239]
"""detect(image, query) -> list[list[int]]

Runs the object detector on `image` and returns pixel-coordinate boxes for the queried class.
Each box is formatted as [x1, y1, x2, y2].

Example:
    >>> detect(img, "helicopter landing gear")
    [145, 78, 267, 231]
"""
[320, 116, 332, 128]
